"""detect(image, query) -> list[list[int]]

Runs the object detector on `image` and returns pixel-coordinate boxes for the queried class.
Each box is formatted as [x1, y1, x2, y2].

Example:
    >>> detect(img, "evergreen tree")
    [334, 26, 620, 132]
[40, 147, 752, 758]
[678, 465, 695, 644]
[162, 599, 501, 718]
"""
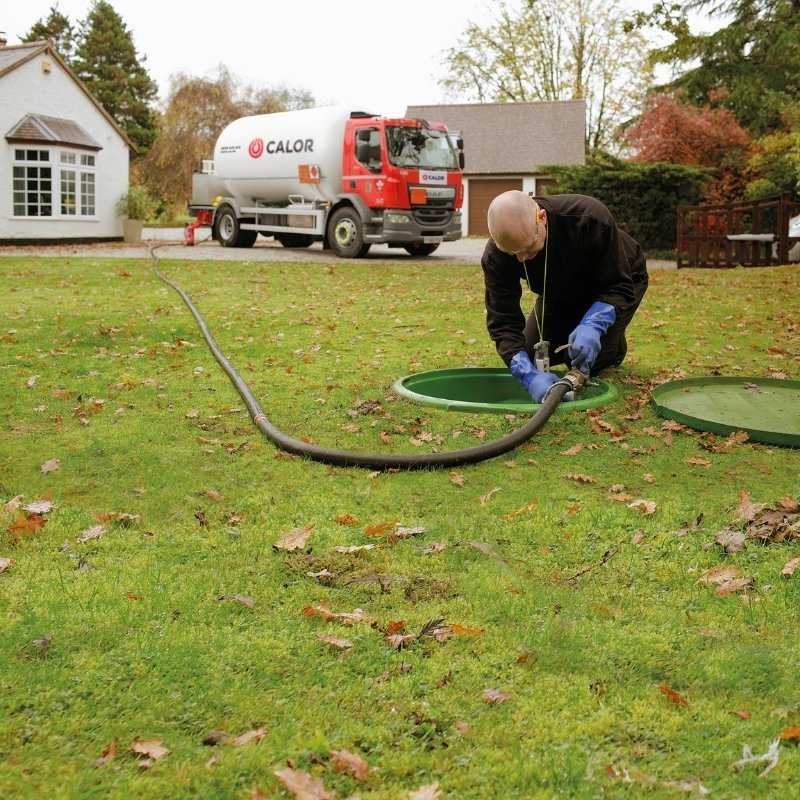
[638, 0, 800, 135]
[72, 0, 159, 154]
[22, 4, 77, 61]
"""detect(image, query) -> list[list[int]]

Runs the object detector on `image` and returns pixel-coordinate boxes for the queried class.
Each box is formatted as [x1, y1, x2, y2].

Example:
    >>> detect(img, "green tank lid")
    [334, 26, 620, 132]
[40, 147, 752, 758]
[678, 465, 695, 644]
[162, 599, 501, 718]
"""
[650, 376, 800, 447]
[393, 367, 617, 414]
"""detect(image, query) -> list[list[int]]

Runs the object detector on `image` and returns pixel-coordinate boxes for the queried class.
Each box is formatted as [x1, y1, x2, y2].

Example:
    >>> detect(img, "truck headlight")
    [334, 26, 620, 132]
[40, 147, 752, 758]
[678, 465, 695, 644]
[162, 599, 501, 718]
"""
[386, 213, 411, 225]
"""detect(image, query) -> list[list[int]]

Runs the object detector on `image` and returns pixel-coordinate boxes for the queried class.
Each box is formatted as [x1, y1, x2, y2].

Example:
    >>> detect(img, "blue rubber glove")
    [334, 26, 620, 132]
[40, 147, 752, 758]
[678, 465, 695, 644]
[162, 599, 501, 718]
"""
[567, 301, 617, 374]
[509, 351, 560, 403]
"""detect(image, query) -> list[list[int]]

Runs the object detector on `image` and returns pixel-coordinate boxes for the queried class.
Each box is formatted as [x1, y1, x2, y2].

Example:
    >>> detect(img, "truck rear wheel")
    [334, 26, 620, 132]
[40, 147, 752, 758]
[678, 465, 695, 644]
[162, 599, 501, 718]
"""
[329, 207, 371, 258]
[403, 242, 440, 257]
[275, 233, 315, 248]
[215, 206, 257, 248]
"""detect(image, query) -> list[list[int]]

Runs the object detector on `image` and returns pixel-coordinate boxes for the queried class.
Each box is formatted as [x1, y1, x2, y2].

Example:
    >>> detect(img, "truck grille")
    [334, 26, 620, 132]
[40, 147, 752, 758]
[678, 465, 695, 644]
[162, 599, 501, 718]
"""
[413, 208, 453, 226]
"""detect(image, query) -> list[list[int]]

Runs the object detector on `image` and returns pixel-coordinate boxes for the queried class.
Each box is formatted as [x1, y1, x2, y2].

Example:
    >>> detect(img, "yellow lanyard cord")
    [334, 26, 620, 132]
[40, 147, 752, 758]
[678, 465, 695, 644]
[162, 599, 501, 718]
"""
[524, 222, 548, 342]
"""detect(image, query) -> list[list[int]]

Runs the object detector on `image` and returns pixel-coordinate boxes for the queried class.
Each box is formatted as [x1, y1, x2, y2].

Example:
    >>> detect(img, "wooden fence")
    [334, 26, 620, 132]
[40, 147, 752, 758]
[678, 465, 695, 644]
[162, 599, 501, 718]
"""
[677, 192, 800, 268]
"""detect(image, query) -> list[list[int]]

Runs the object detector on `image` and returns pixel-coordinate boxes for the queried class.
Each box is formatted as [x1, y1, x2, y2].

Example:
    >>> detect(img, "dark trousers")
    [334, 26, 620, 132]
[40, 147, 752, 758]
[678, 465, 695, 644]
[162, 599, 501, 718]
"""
[523, 276, 648, 375]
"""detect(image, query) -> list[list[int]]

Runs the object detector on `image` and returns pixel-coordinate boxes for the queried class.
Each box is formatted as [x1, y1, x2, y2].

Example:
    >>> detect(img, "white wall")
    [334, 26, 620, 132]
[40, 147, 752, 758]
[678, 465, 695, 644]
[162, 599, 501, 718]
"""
[0, 50, 130, 240]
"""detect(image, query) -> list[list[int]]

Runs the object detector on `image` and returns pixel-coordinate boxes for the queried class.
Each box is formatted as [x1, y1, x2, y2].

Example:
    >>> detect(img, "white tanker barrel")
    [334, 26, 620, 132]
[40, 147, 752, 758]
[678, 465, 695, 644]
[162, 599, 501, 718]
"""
[213, 106, 365, 205]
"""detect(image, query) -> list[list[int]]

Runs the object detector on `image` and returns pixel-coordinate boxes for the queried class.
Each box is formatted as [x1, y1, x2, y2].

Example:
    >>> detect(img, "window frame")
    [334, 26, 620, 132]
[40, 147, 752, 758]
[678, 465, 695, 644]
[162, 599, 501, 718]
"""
[12, 146, 98, 219]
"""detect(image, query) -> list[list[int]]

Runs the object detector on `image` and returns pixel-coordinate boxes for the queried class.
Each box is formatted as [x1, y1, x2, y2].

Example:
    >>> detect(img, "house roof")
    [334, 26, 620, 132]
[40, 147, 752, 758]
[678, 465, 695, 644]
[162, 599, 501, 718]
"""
[7, 113, 102, 150]
[405, 100, 586, 175]
[0, 41, 136, 154]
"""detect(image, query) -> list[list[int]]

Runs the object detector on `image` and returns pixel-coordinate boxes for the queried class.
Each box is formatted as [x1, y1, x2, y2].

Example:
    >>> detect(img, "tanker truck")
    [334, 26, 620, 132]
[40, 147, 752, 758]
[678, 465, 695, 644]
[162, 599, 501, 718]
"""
[188, 105, 464, 258]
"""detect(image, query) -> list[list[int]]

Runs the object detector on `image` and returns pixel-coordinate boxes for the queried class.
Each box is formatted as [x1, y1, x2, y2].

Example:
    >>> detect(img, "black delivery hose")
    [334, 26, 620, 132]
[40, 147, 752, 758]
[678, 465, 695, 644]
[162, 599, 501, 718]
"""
[152, 246, 585, 470]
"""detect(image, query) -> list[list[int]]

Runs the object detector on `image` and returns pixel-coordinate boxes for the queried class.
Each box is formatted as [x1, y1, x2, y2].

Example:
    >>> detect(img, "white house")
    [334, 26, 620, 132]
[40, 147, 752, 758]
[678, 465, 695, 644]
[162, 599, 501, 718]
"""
[0, 40, 135, 243]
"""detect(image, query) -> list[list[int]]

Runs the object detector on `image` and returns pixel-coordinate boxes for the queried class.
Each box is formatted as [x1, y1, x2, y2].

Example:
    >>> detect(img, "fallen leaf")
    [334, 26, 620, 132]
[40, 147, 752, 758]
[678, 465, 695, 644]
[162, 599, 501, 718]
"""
[732, 710, 751, 720]
[780, 726, 800, 742]
[77, 524, 106, 544]
[415, 541, 447, 555]
[22, 500, 56, 514]
[782, 556, 800, 577]
[409, 783, 441, 800]
[328, 748, 369, 781]
[302, 602, 376, 626]
[736, 489, 764, 521]
[715, 528, 747, 553]
[335, 514, 358, 525]
[219, 594, 254, 609]
[698, 564, 742, 584]
[364, 520, 398, 537]
[3, 495, 24, 512]
[716, 576, 755, 596]
[273, 523, 314, 552]
[0, 557, 12, 573]
[94, 737, 118, 767]
[274, 766, 335, 800]
[450, 472, 466, 486]
[561, 444, 583, 456]
[451, 623, 485, 636]
[685, 456, 711, 467]
[628, 499, 657, 515]
[40, 458, 61, 473]
[316, 634, 353, 650]
[482, 687, 510, 705]
[564, 473, 596, 484]
[231, 727, 267, 746]
[501, 500, 538, 520]
[131, 738, 170, 761]
[479, 487, 501, 505]
[333, 544, 380, 553]
[658, 684, 689, 706]
[7, 513, 47, 540]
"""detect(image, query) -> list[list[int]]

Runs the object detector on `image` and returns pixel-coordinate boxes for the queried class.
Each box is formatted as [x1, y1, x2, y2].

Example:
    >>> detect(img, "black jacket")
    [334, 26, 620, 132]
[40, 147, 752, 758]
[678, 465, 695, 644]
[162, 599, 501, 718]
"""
[482, 194, 648, 365]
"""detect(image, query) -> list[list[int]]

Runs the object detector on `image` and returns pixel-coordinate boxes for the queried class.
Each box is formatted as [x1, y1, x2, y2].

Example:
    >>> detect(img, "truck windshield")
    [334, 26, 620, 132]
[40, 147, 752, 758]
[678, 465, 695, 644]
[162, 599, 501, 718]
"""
[386, 126, 458, 170]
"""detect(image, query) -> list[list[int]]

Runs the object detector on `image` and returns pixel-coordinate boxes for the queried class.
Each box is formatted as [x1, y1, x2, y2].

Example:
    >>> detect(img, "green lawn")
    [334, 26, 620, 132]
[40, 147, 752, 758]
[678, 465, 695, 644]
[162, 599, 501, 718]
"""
[1, 253, 798, 799]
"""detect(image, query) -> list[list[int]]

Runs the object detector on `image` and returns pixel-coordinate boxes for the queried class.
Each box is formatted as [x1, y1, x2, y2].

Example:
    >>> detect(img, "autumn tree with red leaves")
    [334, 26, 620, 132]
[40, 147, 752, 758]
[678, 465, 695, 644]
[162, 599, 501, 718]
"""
[622, 91, 750, 204]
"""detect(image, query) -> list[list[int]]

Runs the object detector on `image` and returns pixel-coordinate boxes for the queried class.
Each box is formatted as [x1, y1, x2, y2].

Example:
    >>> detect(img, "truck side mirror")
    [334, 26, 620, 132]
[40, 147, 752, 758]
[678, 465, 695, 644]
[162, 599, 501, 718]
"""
[459, 152, 465, 169]
[356, 141, 370, 163]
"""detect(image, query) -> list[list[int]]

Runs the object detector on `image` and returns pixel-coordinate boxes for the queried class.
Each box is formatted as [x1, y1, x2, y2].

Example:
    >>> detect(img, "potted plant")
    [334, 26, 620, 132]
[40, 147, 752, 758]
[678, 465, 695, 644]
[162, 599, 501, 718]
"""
[115, 184, 156, 243]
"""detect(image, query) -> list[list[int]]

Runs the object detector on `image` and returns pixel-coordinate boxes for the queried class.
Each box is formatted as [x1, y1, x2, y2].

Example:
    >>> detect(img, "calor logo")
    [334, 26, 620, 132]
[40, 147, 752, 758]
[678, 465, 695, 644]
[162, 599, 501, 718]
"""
[248, 138, 265, 158]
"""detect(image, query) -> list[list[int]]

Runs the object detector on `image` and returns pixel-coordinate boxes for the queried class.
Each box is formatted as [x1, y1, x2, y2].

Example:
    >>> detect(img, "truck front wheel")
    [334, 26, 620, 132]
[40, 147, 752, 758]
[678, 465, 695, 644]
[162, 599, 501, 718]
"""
[403, 242, 440, 257]
[215, 206, 257, 248]
[329, 207, 371, 258]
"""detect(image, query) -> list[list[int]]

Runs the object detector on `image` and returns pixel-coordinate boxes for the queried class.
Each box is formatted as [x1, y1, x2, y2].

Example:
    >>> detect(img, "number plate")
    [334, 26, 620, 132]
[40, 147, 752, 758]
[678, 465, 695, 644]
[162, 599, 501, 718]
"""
[423, 236, 443, 244]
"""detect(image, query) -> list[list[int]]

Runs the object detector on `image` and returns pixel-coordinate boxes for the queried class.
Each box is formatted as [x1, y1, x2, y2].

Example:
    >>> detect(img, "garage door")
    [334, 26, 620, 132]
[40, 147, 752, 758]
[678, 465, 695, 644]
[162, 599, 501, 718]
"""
[468, 179, 522, 236]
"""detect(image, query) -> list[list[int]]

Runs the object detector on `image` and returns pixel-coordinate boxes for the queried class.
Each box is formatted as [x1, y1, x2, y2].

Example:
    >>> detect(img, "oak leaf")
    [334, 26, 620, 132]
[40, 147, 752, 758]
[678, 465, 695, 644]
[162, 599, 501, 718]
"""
[715, 576, 755, 596]
[335, 514, 358, 525]
[274, 766, 335, 800]
[735, 489, 764, 521]
[40, 458, 61, 473]
[273, 523, 314, 551]
[7, 513, 47, 539]
[565, 473, 596, 484]
[364, 520, 398, 537]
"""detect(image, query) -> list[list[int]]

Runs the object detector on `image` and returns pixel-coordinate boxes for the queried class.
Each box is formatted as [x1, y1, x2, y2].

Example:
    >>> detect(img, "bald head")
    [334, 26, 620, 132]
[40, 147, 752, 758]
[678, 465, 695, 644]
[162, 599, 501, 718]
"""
[487, 190, 544, 260]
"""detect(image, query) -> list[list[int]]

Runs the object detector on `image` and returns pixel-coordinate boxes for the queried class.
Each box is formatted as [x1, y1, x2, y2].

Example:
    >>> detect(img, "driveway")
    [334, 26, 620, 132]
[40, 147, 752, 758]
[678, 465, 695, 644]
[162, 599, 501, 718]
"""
[0, 230, 676, 268]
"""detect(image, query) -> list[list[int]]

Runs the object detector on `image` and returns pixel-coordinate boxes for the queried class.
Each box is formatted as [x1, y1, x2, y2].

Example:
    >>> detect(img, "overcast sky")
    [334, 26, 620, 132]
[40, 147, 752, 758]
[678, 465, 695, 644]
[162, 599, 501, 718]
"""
[2, 1, 713, 116]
